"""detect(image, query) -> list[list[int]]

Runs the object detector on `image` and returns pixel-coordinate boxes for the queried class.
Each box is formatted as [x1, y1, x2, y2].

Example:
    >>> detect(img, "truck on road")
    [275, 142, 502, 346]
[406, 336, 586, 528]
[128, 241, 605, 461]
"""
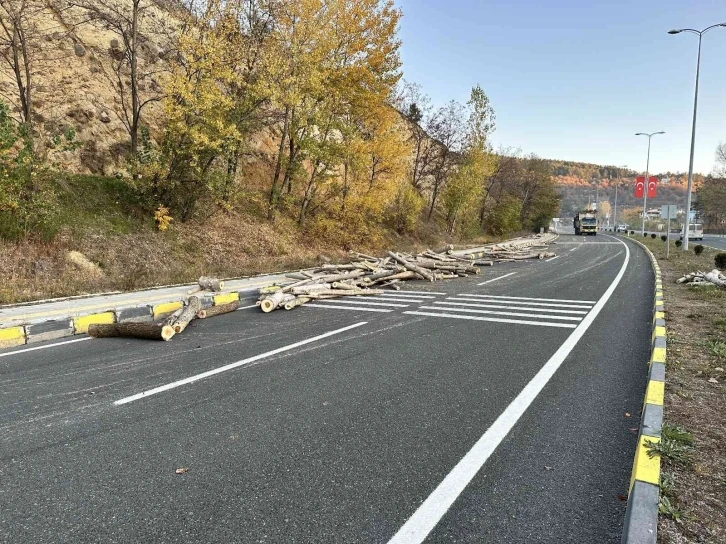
[574, 209, 597, 235]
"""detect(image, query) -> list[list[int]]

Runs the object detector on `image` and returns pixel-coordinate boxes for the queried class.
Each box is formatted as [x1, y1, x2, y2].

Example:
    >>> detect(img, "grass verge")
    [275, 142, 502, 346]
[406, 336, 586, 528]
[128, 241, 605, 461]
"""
[635, 236, 726, 543]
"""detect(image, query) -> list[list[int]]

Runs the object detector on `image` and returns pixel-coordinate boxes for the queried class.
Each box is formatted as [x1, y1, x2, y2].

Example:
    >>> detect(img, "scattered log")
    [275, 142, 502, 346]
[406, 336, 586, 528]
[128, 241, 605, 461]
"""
[168, 296, 202, 334]
[387, 251, 435, 282]
[88, 323, 175, 341]
[284, 296, 310, 310]
[198, 276, 224, 292]
[260, 291, 295, 312]
[197, 300, 240, 319]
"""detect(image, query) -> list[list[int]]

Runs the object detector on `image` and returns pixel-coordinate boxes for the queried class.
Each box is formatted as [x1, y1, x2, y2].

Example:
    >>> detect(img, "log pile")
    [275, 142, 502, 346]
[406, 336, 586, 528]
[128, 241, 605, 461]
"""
[88, 294, 239, 341]
[676, 269, 726, 288]
[257, 235, 557, 312]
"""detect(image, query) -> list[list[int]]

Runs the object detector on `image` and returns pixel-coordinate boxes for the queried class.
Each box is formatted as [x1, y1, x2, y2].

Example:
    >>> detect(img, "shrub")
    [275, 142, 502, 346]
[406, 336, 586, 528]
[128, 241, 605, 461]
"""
[694, 244, 704, 256]
[715, 252, 726, 270]
[386, 182, 424, 235]
[675, 239, 682, 248]
[661, 235, 667, 242]
[630, 230, 634, 235]
[651, 233, 657, 239]
[644, 232, 648, 237]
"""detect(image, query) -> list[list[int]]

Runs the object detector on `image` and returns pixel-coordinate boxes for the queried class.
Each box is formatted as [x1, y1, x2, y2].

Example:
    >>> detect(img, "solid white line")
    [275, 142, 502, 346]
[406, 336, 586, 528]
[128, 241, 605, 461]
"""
[0, 336, 91, 358]
[476, 272, 516, 286]
[545, 255, 560, 262]
[394, 290, 447, 296]
[459, 294, 596, 304]
[236, 304, 258, 311]
[403, 311, 577, 329]
[381, 293, 436, 299]
[387, 236, 630, 544]
[418, 306, 582, 321]
[446, 297, 592, 309]
[304, 304, 393, 313]
[310, 299, 409, 308]
[433, 302, 589, 315]
[356, 296, 425, 303]
[114, 322, 368, 405]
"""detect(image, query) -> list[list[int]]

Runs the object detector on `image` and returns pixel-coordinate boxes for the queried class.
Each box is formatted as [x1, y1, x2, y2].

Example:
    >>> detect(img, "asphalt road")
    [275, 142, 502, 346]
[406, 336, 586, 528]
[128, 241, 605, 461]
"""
[0, 234, 654, 543]
[702, 235, 726, 251]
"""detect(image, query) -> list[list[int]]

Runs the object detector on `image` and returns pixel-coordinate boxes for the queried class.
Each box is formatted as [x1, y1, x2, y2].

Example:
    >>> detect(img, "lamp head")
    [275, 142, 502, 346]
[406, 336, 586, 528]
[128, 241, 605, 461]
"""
[668, 29, 682, 34]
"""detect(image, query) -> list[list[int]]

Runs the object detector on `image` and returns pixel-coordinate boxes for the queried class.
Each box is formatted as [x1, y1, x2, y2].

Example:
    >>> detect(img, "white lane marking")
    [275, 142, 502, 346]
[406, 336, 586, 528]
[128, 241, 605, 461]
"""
[305, 304, 393, 313]
[387, 235, 630, 544]
[446, 297, 592, 309]
[310, 299, 409, 308]
[394, 290, 447, 295]
[0, 337, 91, 358]
[433, 301, 589, 315]
[460, 294, 596, 304]
[545, 255, 560, 262]
[476, 272, 516, 286]
[570, 244, 581, 252]
[418, 306, 582, 321]
[356, 296, 425, 303]
[381, 293, 436, 299]
[236, 304, 258, 311]
[114, 322, 368, 405]
[403, 311, 577, 329]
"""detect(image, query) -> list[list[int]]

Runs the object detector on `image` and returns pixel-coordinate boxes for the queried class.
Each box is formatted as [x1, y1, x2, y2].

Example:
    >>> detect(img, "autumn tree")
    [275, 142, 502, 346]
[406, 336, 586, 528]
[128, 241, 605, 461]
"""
[715, 142, 726, 177]
[74, 0, 170, 156]
[396, 80, 434, 191]
[695, 175, 726, 229]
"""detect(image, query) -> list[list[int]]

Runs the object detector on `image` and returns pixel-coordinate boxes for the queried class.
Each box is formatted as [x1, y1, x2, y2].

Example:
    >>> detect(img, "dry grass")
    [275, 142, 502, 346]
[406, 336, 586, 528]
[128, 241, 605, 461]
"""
[0, 210, 507, 305]
[636, 237, 726, 543]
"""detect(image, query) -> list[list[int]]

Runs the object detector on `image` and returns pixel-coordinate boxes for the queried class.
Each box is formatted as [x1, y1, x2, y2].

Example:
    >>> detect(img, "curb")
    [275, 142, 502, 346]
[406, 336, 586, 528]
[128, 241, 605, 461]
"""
[621, 236, 665, 544]
[0, 289, 258, 349]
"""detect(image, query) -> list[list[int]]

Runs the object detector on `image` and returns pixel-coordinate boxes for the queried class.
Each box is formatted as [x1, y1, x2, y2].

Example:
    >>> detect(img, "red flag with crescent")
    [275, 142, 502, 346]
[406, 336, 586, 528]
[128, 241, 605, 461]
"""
[635, 177, 645, 198]
[647, 176, 658, 198]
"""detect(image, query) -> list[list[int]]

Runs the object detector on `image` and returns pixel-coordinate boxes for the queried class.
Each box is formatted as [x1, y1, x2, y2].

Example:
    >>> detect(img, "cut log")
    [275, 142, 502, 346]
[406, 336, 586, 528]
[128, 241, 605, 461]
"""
[168, 296, 202, 334]
[387, 251, 435, 281]
[198, 276, 224, 292]
[369, 271, 417, 284]
[260, 291, 295, 312]
[197, 300, 240, 319]
[284, 297, 310, 310]
[88, 323, 175, 341]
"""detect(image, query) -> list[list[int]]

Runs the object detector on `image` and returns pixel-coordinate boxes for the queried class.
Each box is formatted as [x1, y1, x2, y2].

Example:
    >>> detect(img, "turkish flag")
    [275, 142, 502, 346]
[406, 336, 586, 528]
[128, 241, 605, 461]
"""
[635, 176, 645, 198]
[647, 176, 658, 198]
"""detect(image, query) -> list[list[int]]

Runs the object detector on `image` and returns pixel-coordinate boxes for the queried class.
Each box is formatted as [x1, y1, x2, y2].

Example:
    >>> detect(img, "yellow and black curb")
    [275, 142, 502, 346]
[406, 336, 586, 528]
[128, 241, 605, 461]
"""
[621, 237, 665, 544]
[0, 290, 253, 348]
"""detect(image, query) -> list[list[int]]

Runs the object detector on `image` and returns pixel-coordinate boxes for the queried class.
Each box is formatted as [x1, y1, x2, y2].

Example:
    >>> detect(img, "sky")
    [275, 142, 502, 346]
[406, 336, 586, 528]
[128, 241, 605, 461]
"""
[395, 0, 726, 175]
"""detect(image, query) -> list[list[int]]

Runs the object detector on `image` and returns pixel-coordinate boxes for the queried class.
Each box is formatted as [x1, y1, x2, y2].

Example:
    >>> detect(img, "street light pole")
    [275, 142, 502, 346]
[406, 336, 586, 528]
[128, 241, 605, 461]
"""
[635, 132, 665, 235]
[669, 23, 726, 250]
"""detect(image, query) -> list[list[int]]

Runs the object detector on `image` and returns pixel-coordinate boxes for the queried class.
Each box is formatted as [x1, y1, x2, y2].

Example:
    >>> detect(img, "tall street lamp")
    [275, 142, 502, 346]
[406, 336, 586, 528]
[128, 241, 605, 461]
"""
[669, 23, 726, 250]
[635, 132, 665, 235]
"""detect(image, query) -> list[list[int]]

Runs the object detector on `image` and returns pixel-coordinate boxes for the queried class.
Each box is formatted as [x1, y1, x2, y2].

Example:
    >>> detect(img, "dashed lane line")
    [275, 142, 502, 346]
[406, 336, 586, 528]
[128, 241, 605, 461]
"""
[309, 299, 409, 308]
[476, 272, 517, 286]
[114, 322, 368, 405]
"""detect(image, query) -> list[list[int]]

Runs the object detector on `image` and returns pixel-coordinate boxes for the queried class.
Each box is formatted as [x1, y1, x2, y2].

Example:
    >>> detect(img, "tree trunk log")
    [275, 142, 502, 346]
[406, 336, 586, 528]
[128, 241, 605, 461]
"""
[260, 291, 295, 312]
[284, 297, 310, 310]
[198, 276, 224, 292]
[387, 251, 435, 281]
[88, 323, 175, 341]
[168, 296, 202, 334]
[197, 300, 240, 319]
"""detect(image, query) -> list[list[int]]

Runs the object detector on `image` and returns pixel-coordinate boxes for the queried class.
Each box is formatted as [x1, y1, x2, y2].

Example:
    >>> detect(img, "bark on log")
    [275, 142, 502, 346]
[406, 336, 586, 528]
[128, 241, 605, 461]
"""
[387, 251, 435, 281]
[88, 323, 175, 341]
[197, 300, 240, 319]
[260, 291, 296, 312]
[284, 297, 310, 310]
[169, 296, 202, 334]
[369, 271, 416, 284]
[198, 276, 224, 292]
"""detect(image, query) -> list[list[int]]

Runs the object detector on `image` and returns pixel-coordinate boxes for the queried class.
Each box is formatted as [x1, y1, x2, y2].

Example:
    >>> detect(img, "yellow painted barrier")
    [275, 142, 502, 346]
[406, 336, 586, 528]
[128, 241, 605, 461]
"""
[74, 312, 115, 334]
[213, 292, 239, 305]
[0, 326, 25, 348]
[153, 301, 183, 319]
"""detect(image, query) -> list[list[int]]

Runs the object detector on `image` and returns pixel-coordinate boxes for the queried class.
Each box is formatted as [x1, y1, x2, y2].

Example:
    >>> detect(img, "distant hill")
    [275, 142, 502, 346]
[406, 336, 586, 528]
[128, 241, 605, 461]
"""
[544, 159, 700, 219]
